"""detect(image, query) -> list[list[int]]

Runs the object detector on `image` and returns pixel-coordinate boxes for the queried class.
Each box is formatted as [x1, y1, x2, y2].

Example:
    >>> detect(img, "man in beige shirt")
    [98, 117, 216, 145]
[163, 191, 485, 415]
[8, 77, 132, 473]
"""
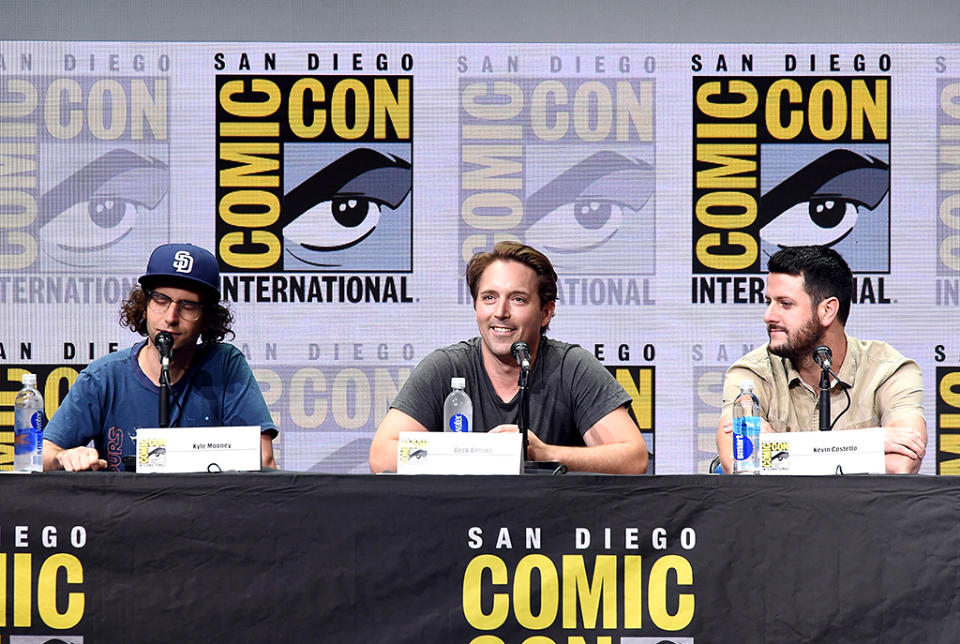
[716, 246, 926, 474]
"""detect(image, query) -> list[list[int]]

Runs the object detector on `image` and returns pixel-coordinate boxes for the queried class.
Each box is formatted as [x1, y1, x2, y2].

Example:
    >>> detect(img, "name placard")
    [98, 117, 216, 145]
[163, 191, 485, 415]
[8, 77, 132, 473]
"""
[397, 431, 522, 475]
[136, 426, 262, 473]
[760, 428, 885, 475]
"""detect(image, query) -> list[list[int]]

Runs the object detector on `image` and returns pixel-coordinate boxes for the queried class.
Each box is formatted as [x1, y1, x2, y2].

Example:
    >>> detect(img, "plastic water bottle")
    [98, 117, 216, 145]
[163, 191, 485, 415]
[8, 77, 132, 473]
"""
[732, 379, 761, 475]
[14, 373, 44, 472]
[443, 377, 473, 433]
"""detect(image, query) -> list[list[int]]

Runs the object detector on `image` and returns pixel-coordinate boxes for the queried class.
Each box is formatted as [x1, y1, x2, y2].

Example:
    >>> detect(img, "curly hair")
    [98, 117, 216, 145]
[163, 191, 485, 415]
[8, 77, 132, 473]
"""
[120, 287, 235, 344]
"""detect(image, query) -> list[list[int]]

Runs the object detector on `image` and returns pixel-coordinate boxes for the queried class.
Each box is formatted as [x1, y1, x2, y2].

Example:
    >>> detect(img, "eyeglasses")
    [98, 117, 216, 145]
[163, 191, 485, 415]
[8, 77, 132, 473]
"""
[147, 290, 206, 321]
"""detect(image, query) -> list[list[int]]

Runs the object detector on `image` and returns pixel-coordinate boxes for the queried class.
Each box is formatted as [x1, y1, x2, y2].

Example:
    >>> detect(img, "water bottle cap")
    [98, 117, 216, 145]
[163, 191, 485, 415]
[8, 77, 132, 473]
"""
[738, 379, 754, 392]
[451, 377, 466, 389]
[21, 373, 37, 387]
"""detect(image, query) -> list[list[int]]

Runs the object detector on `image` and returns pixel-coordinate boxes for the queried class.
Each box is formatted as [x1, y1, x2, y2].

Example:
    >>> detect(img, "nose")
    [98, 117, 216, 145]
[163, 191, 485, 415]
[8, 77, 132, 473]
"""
[493, 297, 508, 319]
[162, 301, 182, 324]
[763, 301, 776, 325]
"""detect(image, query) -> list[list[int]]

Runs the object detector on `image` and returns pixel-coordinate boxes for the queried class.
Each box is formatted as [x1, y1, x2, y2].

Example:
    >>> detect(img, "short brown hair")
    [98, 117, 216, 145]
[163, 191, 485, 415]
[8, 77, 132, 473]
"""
[119, 286, 235, 345]
[465, 241, 558, 332]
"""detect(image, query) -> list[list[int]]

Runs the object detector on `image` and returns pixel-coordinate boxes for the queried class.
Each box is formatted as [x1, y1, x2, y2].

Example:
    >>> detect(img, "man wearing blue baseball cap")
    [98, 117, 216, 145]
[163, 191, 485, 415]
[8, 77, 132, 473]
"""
[43, 243, 278, 471]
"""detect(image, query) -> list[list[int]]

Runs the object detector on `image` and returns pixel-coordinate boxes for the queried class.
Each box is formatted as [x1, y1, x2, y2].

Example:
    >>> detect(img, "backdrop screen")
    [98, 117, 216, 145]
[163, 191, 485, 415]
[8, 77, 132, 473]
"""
[0, 42, 957, 474]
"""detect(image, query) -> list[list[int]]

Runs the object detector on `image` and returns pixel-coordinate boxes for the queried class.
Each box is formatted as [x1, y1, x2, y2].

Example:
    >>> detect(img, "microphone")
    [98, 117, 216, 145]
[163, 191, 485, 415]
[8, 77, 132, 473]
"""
[155, 331, 174, 369]
[812, 345, 832, 371]
[510, 341, 531, 371]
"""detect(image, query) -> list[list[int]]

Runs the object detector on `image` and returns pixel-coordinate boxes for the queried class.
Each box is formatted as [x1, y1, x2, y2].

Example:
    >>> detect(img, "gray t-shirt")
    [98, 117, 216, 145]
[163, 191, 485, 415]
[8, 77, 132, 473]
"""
[391, 337, 632, 446]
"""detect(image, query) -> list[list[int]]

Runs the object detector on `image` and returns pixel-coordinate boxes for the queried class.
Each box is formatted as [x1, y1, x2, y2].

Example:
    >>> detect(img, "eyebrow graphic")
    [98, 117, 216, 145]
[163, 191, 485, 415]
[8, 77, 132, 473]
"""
[524, 151, 653, 227]
[35, 149, 168, 231]
[281, 147, 411, 228]
[758, 149, 889, 229]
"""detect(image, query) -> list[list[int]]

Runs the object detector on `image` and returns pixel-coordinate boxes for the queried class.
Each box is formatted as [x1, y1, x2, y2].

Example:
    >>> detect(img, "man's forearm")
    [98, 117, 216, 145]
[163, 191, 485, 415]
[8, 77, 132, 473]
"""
[534, 440, 648, 474]
[42, 439, 64, 471]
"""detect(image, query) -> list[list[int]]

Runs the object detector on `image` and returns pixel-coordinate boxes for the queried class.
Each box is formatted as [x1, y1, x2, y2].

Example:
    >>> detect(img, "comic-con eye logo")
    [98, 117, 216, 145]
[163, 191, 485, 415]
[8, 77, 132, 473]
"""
[172, 250, 194, 273]
[39, 149, 169, 269]
[759, 148, 889, 265]
[281, 147, 412, 268]
[523, 151, 655, 274]
[692, 76, 890, 275]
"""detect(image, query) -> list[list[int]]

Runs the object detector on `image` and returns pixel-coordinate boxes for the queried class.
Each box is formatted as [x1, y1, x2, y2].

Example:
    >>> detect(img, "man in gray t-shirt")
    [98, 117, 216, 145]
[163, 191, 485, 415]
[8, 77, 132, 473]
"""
[369, 242, 649, 474]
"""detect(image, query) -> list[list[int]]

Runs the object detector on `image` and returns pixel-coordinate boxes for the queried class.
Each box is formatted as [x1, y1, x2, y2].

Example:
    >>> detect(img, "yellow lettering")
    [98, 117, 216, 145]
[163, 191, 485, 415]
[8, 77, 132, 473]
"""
[851, 78, 887, 140]
[219, 190, 281, 228]
[14, 553, 30, 627]
[696, 144, 757, 189]
[374, 77, 410, 140]
[615, 369, 653, 431]
[462, 82, 524, 120]
[808, 80, 847, 141]
[330, 79, 369, 140]
[531, 81, 568, 141]
[696, 80, 758, 119]
[562, 554, 617, 629]
[765, 79, 803, 139]
[37, 553, 84, 629]
[45, 78, 82, 139]
[695, 232, 757, 270]
[463, 555, 509, 630]
[219, 79, 281, 118]
[696, 191, 757, 229]
[218, 143, 280, 188]
[624, 555, 642, 629]
[88, 79, 127, 140]
[648, 555, 694, 631]
[513, 554, 559, 629]
[288, 78, 326, 138]
[462, 145, 523, 191]
[461, 192, 523, 230]
[218, 231, 281, 269]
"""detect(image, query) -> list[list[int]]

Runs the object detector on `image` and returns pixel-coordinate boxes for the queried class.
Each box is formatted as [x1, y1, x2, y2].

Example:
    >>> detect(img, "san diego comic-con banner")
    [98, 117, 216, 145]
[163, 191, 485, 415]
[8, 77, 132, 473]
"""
[0, 42, 958, 473]
[3, 473, 960, 641]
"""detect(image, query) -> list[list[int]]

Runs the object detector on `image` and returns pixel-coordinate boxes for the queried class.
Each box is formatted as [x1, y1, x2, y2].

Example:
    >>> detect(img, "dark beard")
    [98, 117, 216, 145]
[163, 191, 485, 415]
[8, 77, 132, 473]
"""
[768, 314, 824, 365]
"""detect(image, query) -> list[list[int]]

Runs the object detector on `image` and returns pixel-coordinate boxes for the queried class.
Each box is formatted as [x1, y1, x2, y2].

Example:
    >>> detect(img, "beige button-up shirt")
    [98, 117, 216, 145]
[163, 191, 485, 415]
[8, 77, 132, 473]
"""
[722, 335, 924, 432]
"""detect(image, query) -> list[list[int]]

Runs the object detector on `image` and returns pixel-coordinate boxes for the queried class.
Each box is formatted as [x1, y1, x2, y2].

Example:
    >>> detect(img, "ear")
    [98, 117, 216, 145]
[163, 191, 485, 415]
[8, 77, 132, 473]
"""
[540, 299, 556, 329]
[818, 296, 839, 327]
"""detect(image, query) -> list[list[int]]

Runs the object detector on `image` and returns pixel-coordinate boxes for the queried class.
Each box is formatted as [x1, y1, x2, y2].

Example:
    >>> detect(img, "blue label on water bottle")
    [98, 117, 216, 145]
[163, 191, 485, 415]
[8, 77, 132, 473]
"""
[732, 431, 753, 460]
[14, 411, 42, 455]
[733, 416, 760, 460]
[448, 414, 469, 432]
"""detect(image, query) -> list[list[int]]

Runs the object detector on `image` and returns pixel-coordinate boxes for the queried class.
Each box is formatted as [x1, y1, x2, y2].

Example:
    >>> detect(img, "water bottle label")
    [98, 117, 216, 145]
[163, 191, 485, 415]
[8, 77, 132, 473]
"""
[732, 416, 761, 461]
[448, 413, 469, 432]
[14, 411, 43, 455]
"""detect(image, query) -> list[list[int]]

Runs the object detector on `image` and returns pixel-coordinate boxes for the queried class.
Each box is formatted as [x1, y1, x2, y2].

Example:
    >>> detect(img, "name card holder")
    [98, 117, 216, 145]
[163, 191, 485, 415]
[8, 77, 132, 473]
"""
[397, 431, 522, 474]
[136, 426, 262, 473]
[760, 428, 885, 475]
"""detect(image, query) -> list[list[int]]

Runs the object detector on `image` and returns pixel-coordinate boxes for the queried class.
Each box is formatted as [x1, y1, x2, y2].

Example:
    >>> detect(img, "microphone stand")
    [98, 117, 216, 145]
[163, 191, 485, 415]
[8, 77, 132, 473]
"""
[818, 365, 831, 431]
[517, 367, 530, 464]
[159, 361, 171, 428]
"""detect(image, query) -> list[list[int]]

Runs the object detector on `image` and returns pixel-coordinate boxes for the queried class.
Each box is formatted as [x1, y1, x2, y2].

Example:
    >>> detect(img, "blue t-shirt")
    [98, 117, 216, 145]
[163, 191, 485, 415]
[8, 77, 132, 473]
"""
[45, 340, 277, 470]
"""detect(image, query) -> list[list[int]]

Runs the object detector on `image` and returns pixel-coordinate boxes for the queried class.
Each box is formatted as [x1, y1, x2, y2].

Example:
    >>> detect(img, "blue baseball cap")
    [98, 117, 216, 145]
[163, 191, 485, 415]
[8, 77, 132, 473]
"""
[139, 243, 220, 301]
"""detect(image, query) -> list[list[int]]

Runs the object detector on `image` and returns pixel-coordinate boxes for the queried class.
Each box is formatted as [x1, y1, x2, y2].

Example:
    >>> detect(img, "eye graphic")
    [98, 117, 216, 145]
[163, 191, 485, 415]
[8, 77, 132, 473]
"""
[37, 149, 168, 266]
[524, 151, 653, 254]
[282, 148, 411, 266]
[759, 149, 889, 248]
